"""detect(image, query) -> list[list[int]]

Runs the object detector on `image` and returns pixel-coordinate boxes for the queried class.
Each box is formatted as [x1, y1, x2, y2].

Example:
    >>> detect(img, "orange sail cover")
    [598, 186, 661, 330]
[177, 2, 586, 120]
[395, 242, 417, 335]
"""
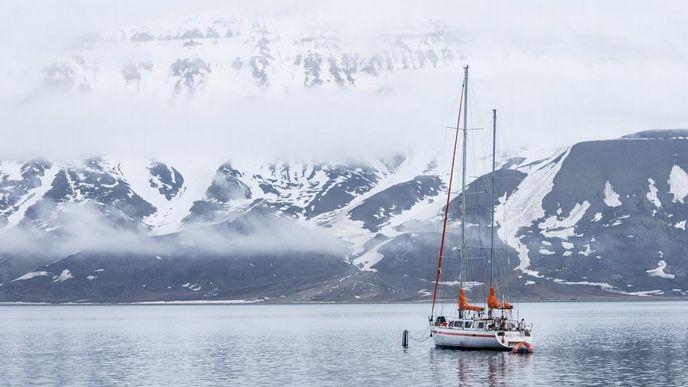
[459, 289, 484, 312]
[487, 287, 513, 310]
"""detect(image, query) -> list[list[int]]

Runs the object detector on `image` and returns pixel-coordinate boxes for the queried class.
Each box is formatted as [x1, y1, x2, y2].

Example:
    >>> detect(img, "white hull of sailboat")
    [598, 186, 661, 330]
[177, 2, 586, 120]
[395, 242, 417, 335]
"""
[431, 327, 532, 351]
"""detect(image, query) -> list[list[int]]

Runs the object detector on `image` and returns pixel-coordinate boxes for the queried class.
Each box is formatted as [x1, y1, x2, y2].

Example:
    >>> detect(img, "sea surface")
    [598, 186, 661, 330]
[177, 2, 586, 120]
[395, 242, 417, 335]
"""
[0, 301, 686, 386]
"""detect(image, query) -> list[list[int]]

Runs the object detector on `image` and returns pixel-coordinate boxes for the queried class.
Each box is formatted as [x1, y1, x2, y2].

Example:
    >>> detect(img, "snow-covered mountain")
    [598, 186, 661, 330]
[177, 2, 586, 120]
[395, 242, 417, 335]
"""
[498, 130, 688, 296]
[0, 153, 440, 237]
[0, 152, 450, 301]
[35, 17, 462, 97]
[1, 130, 688, 302]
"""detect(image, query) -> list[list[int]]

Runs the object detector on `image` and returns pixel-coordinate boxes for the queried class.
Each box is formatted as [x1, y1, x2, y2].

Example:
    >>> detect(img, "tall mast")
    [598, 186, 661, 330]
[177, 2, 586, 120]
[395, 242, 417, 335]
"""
[490, 109, 497, 289]
[429, 78, 465, 321]
[459, 65, 469, 299]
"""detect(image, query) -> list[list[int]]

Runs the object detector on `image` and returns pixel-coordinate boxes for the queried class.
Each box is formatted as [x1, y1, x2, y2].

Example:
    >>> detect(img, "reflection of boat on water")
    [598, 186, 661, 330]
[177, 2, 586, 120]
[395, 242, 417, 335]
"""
[428, 65, 533, 351]
[430, 347, 532, 385]
[486, 353, 505, 385]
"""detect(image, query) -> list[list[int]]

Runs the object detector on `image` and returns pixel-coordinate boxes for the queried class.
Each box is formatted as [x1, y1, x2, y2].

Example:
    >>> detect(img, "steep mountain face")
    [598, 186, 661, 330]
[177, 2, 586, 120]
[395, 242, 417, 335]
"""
[0, 160, 57, 229]
[349, 175, 441, 232]
[30, 18, 462, 97]
[1, 131, 687, 302]
[503, 133, 688, 296]
[355, 131, 688, 301]
[25, 159, 156, 233]
[0, 153, 449, 302]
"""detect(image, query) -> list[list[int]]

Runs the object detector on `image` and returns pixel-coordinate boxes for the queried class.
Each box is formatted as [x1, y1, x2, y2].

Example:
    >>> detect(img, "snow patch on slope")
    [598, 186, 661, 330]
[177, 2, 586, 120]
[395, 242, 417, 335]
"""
[436, 280, 483, 289]
[553, 278, 663, 296]
[118, 158, 176, 229]
[578, 243, 593, 256]
[12, 271, 49, 281]
[321, 152, 438, 257]
[668, 165, 688, 204]
[539, 201, 590, 239]
[53, 269, 73, 283]
[353, 238, 394, 271]
[5, 164, 60, 228]
[553, 278, 613, 290]
[603, 181, 622, 207]
[495, 148, 570, 277]
[125, 157, 219, 235]
[646, 260, 675, 279]
[0, 161, 25, 181]
[646, 178, 661, 208]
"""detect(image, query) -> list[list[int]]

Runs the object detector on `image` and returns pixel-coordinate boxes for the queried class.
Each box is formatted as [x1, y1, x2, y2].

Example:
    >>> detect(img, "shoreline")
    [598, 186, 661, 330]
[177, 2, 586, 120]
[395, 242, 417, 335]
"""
[0, 296, 686, 306]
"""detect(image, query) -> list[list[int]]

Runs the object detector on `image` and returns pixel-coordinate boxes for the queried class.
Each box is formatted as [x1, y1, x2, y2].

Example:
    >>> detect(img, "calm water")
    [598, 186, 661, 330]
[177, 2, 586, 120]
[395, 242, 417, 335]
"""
[0, 302, 686, 386]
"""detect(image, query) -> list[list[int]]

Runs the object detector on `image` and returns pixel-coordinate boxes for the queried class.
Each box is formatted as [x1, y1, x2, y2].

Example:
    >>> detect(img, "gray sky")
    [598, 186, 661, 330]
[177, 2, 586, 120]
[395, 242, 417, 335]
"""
[1, 0, 687, 160]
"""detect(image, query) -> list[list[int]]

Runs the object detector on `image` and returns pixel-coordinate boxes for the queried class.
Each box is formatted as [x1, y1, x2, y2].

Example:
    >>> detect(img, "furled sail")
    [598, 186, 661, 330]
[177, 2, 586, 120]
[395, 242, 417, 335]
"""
[487, 287, 513, 310]
[458, 289, 484, 312]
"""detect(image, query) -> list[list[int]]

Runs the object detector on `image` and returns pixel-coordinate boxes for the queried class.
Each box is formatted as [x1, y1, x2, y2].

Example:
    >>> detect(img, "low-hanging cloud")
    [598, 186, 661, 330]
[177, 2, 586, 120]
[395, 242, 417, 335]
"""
[0, 1, 687, 163]
[0, 85, 457, 162]
[177, 211, 349, 256]
[0, 201, 349, 260]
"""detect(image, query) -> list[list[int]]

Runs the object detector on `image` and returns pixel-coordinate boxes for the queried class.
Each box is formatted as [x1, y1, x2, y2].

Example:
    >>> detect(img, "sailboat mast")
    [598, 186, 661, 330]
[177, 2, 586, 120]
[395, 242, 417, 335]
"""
[490, 109, 496, 289]
[429, 79, 465, 321]
[459, 65, 469, 294]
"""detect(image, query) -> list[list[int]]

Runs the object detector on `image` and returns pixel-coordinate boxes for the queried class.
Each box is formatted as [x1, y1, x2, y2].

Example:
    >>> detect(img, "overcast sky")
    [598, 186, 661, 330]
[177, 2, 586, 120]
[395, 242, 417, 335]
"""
[1, 0, 687, 161]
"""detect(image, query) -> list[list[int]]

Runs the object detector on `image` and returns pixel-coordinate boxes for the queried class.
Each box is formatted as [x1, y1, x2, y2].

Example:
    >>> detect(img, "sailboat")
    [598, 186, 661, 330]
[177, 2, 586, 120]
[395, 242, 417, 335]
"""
[428, 65, 533, 350]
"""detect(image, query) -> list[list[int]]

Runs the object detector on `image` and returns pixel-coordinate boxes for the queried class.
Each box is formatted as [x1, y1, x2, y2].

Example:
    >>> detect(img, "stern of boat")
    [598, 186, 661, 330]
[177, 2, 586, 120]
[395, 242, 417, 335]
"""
[496, 330, 533, 350]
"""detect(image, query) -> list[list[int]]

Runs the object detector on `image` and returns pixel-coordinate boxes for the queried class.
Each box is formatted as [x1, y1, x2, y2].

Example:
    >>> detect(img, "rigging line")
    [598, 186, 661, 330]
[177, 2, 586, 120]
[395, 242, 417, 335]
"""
[459, 65, 469, 306]
[408, 324, 432, 342]
[494, 115, 513, 305]
[492, 121, 508, 304]
[490, 109, 496, 290]
[467, 77, 485, 141]
[436, 135, 449, 314]
[467, 77, 491, 305]
[474, 206, 488, 302]
[438, 118, 457, 317]
[482, 101, 509, 306]
[443, 82, 464, 131]
[470, 78, 491, 188]
[461, 74, 486, 307]
[435, 83, 459, 314]
[430, 78, 465, 321]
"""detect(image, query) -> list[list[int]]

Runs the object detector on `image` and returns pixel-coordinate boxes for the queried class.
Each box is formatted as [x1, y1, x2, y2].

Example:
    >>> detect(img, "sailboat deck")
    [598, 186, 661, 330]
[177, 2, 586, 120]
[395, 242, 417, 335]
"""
[437, 317, 533, 335]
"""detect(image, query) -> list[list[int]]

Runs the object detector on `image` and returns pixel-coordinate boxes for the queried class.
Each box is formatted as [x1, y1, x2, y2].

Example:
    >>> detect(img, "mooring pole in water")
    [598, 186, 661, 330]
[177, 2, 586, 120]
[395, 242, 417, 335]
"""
[402, 330, 409, 348]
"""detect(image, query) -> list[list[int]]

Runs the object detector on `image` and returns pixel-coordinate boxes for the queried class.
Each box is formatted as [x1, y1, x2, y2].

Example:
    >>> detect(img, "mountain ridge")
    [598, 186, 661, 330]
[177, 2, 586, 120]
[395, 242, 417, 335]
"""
[1, 131, 687, 302]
